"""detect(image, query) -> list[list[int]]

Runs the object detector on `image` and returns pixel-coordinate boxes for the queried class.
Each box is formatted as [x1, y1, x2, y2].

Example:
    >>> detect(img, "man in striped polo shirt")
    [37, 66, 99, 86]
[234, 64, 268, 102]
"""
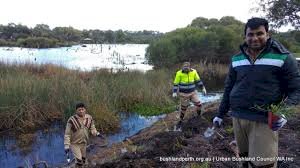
[213, 18, 300, 167]
[64, 102, 102, 167]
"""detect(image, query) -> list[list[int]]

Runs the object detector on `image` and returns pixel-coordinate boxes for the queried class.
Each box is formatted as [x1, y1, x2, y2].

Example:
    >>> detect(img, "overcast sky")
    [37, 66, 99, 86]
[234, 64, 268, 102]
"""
[0, 0, 273, 32]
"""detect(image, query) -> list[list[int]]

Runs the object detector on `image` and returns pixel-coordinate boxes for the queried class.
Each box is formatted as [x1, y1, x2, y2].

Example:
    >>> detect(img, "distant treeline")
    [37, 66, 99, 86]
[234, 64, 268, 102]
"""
[0, 23, 162, 48]
[146, 16, 300, 67]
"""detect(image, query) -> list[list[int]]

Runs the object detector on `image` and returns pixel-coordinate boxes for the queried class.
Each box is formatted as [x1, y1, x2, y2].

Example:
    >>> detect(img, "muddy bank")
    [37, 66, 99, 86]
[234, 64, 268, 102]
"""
[86, 102, 300, 168]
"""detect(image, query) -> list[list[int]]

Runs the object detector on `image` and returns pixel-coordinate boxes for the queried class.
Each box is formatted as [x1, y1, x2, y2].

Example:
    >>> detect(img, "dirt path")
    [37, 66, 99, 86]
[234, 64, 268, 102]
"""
[86, 102, 300, 168]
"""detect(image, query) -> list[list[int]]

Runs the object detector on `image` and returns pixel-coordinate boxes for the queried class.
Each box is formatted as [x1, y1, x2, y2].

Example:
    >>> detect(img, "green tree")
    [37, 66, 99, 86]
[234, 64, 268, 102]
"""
[17, 37, 59, 48]
[33, 24, 52, 38]
[219, 16, 244, 26]
[147, 16, 244, 68]
[256, 0, 300, 29]
[209, 26, 242, 63]
[115, 30, 127, 43]
[146, 38, 177, 68]
[53, 26, 82, 42]
[90, 30, 105, 43]
[82, 29, 91, 39]
[104, 30, 115, 43]
[0, 23, 31, 40]
[189, 17, 210, 29]
[294, 31, 300, 43]
[0, 23, 162, 47]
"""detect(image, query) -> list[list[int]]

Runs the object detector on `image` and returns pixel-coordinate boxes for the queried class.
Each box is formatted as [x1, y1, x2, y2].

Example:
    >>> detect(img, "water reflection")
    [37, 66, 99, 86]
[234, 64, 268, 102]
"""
[106, 113, 166, 147]
[0, 122, 65, 167]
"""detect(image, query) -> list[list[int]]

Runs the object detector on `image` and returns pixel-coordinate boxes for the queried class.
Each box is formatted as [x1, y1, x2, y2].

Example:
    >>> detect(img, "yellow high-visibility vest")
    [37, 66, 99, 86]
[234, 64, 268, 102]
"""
[173, 69, 203, 93]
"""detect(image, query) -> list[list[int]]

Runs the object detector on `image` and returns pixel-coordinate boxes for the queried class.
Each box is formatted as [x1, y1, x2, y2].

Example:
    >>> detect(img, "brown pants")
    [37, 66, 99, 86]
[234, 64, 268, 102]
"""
[233, 118, 278, 167]
[70, 143, 87, 165]
[179, 91, 201, 120]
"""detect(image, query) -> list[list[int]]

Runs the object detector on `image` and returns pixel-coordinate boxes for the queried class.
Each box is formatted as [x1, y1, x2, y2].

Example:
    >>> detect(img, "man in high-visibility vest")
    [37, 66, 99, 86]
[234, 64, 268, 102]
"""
[173, 62, 207, 130]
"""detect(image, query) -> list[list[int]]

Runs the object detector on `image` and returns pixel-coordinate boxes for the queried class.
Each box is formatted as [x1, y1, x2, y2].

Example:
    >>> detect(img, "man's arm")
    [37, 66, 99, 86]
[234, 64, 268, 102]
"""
[194, 71, 204, 88]
[194, 71, 207, 94]
[281, 54, 300, 106]
[173, 71, 180, 93]
[218, 64, 237, 118]
[64, 122, 72, 149]
[90, 118, 99, 136]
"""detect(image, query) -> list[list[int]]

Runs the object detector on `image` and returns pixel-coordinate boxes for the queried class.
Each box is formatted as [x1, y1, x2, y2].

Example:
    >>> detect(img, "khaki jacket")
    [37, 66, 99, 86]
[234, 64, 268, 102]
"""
[64, 114, 98, 149]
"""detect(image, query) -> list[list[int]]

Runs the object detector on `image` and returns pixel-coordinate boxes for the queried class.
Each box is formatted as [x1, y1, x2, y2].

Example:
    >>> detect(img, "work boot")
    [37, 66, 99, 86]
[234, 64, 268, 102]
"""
[82, 157, 88, 166]
[75, 158, 84, 168]
[196, 103, 202, 116]
[174, 120, 182, 131]
[249, 161, 275, 168]
[240, 161, 248, 168]
[278, 161, 289, 168]
[239, 153, 248, 168]
[75, 163, 83, 168]
[197, 109, 201, 116]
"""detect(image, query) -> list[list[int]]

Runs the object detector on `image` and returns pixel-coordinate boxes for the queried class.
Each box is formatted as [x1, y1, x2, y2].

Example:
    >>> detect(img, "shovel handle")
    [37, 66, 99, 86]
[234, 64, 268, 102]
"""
[213, 121, 220, 128]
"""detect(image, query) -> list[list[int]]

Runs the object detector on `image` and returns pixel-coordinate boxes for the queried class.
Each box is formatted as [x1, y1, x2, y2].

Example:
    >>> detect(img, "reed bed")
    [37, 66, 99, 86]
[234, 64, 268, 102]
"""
[0, 62, 227, 133]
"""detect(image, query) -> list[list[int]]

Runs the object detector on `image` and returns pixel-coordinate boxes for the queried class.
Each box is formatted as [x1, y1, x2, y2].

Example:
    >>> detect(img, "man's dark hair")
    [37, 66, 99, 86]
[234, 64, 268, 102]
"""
[75, 102, 86, 110]
[244, 17, 269, 35]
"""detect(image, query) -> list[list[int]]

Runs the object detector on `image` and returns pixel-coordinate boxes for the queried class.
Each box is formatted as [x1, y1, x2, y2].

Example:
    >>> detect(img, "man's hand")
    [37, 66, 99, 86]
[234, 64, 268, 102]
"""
[65, 148, 70, 154]
[172, 92, 177, 98]
[202, 87, 207, 95]
[213, 116, 223, 127]
[96, 132, 105, 138]
[272, 114, 287, 131]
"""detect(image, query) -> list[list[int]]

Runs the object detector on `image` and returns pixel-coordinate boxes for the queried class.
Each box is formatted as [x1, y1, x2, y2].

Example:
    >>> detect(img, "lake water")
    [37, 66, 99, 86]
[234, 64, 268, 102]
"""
[0, 44, 153, 71]
[0, 93, 221, 168]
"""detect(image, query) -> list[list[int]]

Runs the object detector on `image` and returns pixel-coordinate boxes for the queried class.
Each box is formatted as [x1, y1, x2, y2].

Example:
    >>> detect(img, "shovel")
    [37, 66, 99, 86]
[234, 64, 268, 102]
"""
[98, 134, 109, 147]
[204, 122, 219, 139]
[66, 151, 70, 163]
